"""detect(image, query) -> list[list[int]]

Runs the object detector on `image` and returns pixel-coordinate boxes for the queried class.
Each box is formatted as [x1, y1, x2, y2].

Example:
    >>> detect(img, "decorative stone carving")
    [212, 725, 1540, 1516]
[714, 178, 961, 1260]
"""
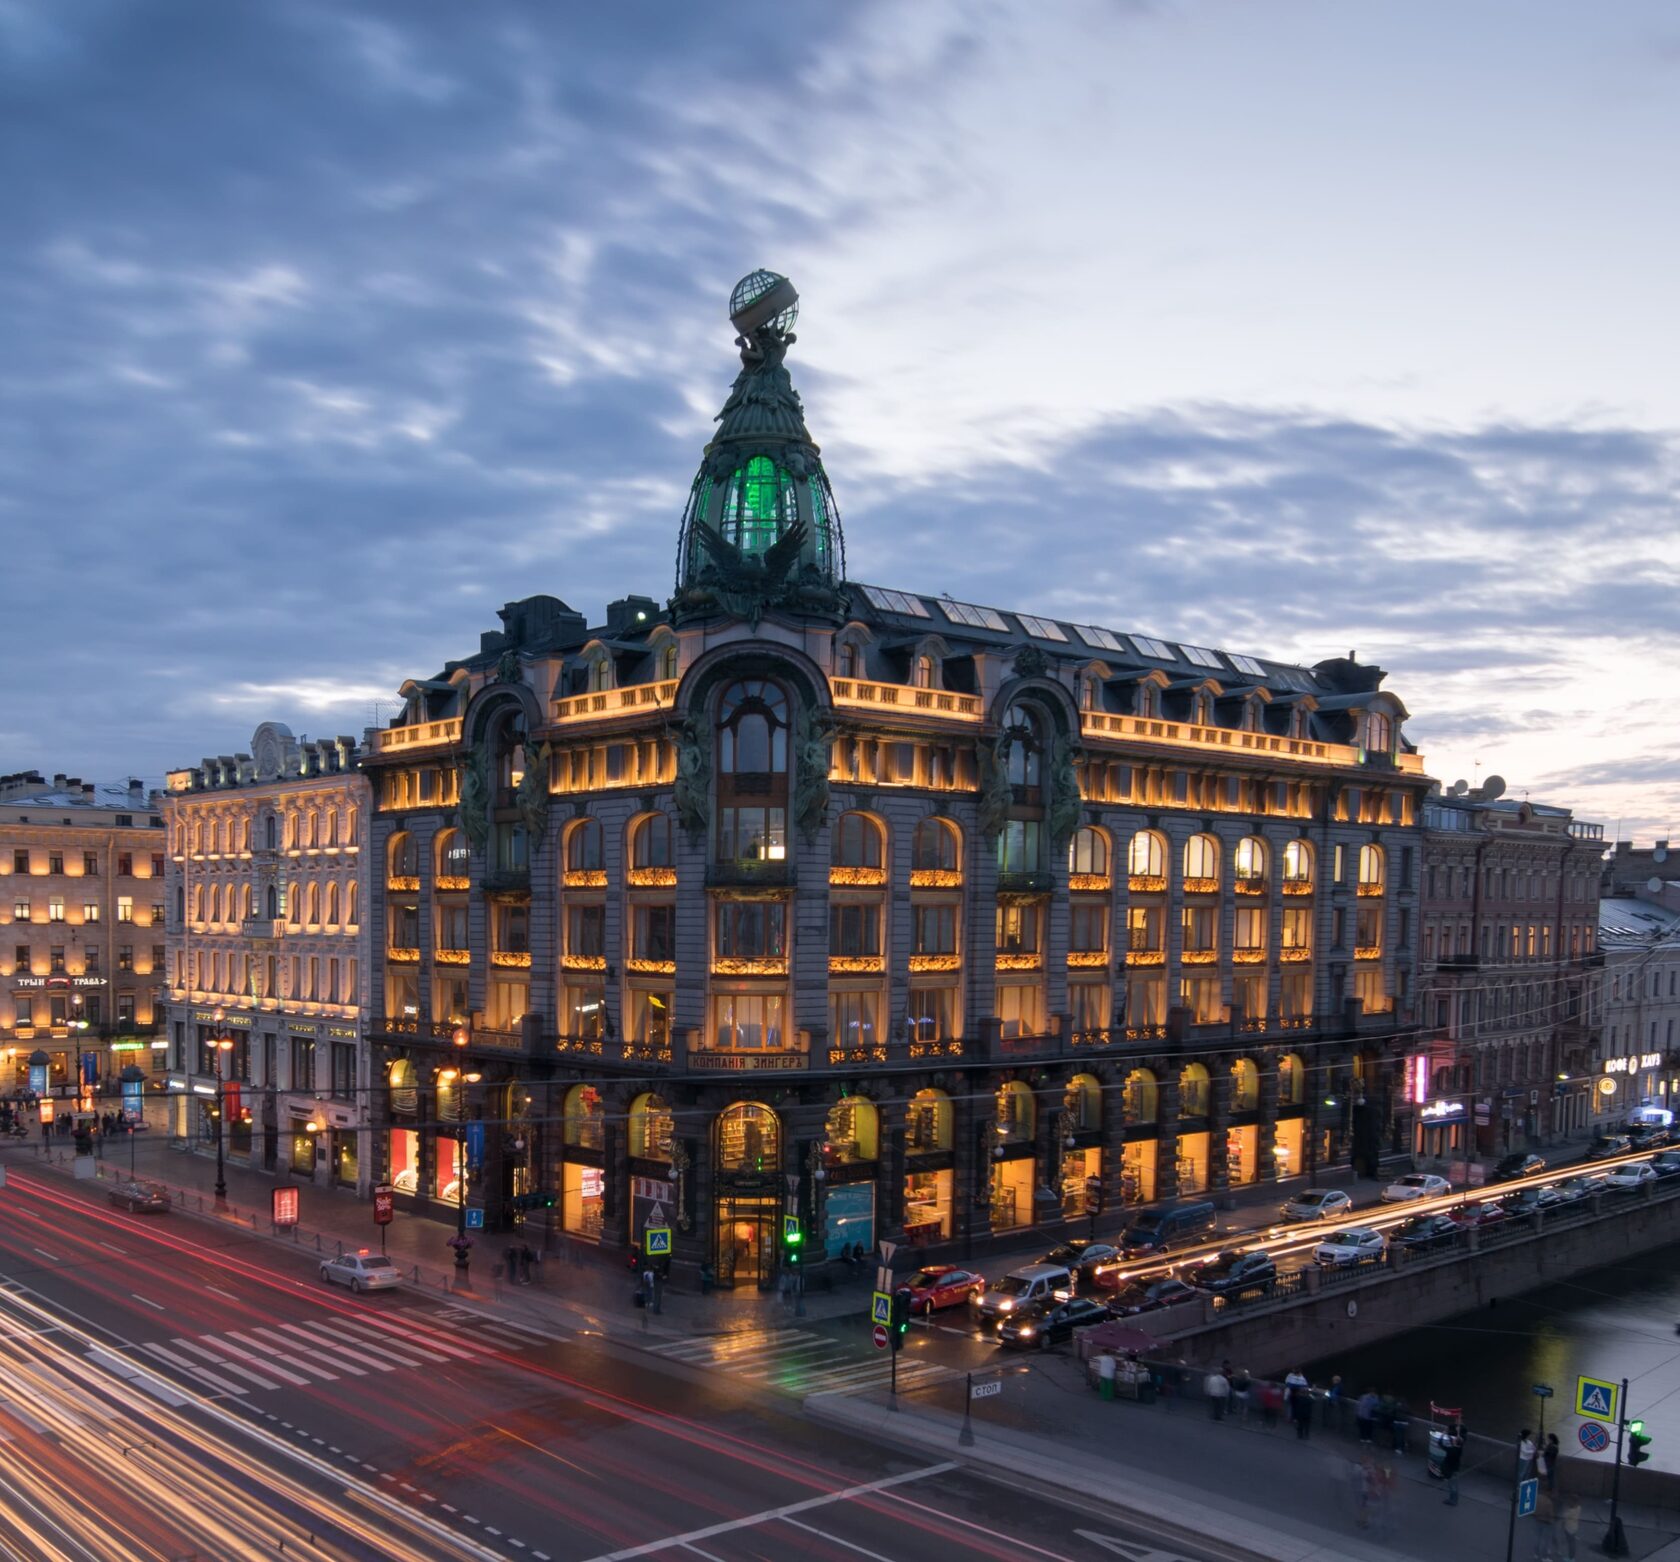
[672, 711, 712, 842]
[1046, 734, 1084, 849]
[456, 741, 492, 851]
[516, 742, 551, 843]
[977, 730, 1014, 840]
[1013, 644, 1050, 681]
[793, 706, 835, 841]
[495, 649, 522, 685]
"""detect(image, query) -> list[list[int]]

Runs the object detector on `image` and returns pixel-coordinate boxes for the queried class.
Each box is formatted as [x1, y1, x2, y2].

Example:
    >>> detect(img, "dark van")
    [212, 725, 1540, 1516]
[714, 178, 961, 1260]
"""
[1118, 1200, 1218, 1256]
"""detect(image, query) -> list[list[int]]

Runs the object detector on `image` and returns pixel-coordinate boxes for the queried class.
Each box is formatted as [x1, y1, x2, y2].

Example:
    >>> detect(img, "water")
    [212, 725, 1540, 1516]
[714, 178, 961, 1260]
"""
[1307, 1240, 1680, 1472]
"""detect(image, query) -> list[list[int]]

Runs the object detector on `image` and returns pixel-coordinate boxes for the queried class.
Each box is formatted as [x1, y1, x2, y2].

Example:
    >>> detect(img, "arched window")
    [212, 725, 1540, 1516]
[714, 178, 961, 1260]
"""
[1358, 844, 1386, 894]
[832, 812, 884, 870]
[913, 654, 935, 690]
[1233, 836, 1267, 889]
[265, 814, 278, 850]
[1123, 1068, 1158, 1125]
[265, 884, 277, 919]
[492, 708, 529, 792]
[907, 1088, 952, 1152]
[1127, 829, 1166, 886]
[659, 643, 680, 682]
[1278, 1052, 1304, 1106]
[1003, 706, 1042, 787]
[628, 1092, 673, 1161]
[1192, 688, 1215, 726]
[716, 1102, 779, 1173]
[588, 654, 612, 693]
[566, 819, 604, 874]
[1182, 834, 1220, 888]
[995, 1080, 1035, 1145]
[1282, 839, 1314, 890]
[388, 1059, 418, 1118]
[1066, 1073, 1101, 1132]
[1230, 1058, 1260, 1113]
[718, 680, 788, 774]
[1179, 1061, 1211, 1117]
[1081, 675, 1100, 712]
[1365, 711, 1392, 754]
[1069, 826, 1109, 880]
[912, 818, 960, 876]
[346, 880, 358, 926]
[325, 882, 339, 927]
[631, 814, 673, 870]
[562, 1084, 604, 1149]
[825, 1097, 880, 1164]
[388, 832, 418, 881]
[836, 642, 859, 680]
[435, 829, 469, 880]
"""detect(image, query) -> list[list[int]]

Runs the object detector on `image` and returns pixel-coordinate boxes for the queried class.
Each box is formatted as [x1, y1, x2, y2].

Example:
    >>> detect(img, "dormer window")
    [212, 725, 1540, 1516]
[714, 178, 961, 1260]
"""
[1135, 683, 1160, 719]
[914, 654, 936, 690]
[1365, 711, 1393, 755]
[1289, 704, 1312, 740]
[1192, 689, 1215, 726]
[1081, 676, 1100, 712]
[658, 644, 679, 682]
[589, 656, 612, 693]
[1241, 695, 1264, 733]
[836, 642, 859, 679]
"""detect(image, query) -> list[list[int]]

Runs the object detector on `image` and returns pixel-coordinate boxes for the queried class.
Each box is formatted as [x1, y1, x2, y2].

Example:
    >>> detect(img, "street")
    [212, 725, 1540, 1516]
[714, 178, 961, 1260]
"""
[0, 1166, 1238, 1562]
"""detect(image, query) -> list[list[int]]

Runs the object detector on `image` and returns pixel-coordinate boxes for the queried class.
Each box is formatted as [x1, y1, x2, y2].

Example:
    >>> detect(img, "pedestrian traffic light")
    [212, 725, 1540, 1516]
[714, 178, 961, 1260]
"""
[889, 1286, 911, 1351]
[783, 1215, 803, 1266]
[1627, 1420, 1651, 1467]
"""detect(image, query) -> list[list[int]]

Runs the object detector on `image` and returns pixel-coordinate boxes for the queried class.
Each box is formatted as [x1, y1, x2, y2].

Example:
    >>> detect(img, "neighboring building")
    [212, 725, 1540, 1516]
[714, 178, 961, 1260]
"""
[0, 770, 167, 1096]
[360, 270, 1434, 1286]
[1597, 889, 1680, 1122]
[1602, 838, 1680, 916]
[1416, 785, 1603, 1161]
[160, 724, 372, 1192]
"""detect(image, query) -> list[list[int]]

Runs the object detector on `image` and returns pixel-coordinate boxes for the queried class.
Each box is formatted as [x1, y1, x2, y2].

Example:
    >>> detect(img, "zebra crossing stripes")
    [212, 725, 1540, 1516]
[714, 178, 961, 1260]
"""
[648, 1327, 961, 1398]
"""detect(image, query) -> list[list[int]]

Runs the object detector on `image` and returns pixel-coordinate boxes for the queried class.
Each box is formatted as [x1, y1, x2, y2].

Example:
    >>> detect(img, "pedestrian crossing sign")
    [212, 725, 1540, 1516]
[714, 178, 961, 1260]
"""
[871, 1290, 892, 1325]
[1576, 1375, 1617, 1422]
[645, 1226, 672, 1256]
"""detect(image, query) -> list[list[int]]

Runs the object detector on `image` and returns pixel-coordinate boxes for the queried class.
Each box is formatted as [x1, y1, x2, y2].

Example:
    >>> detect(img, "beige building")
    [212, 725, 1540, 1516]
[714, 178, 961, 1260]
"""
[160, 723, 372, 1192]
[0, 771, 167, 1098]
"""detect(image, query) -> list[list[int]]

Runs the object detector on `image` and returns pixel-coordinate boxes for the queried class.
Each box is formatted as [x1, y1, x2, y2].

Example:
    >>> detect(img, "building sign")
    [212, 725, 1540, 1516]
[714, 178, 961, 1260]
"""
[28, 1062, 48, 1097]
[373, 1185, 394, 1225]
[1604, 1054, 1663, 1075]
[272, 1186, 300, 1229]
[1407, 1054, 1430, 1105]
[325, 1025, 358, 1040]
[1419, 1099, 1466, 1123]
[14, 977, 45, 989]
[464, 1121, 485, 1172]
[192, 1009, 252, 1028]
[121, 1073, 145, 1124]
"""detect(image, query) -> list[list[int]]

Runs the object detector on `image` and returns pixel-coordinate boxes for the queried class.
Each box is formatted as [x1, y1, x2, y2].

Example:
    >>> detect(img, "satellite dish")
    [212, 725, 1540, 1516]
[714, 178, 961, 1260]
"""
[1655, 844, 1669, 863]
[1650, 878, 1665, 895]
[1451, 779, 1469, 797]
[1481, 775, 1506, 800]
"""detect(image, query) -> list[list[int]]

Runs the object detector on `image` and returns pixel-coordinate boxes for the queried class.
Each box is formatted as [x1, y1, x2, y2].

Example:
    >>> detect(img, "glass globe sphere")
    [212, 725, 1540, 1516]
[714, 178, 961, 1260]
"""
[729, 269, 798, 334]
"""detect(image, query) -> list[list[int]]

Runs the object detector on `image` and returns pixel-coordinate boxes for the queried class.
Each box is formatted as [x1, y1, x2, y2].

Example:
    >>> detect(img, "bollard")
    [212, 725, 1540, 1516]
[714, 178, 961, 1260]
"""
[336, 1239, 344, 1258]
[314, 1233, 322, 1253]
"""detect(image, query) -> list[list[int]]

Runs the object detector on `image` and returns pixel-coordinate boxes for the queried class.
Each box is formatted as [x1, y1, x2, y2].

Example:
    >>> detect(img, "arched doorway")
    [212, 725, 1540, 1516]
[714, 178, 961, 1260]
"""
[1060, 1073, 1103, 1217]
[990, 1080, 1036, 1232]
[559, 1084, 605, 1240]
[1274, 1052, 1307, 1181]
[1177, 1063, 1211, 1194]
[713, 1102, 781, 1290]
[1226, 1058, 1261, 1186]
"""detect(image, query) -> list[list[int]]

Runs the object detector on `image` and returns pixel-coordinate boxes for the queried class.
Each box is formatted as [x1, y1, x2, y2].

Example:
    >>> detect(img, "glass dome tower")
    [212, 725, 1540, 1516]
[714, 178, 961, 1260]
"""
[673, 271, 847, 625]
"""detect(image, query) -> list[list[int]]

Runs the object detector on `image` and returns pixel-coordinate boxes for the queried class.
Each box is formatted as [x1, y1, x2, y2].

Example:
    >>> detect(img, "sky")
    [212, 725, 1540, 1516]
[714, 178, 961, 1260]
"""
[3, 0, 1677, 836]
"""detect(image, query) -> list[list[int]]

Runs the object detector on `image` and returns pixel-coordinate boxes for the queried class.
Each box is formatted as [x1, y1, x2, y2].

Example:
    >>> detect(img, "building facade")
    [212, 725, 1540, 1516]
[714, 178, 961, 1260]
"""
[1415, 787, 1603, 1162]
[360, 271, 1434, 1285]
[1597, 888, 1680, 1122]
[0, 770, 167, 1098]
[160, 724, 373, 1192]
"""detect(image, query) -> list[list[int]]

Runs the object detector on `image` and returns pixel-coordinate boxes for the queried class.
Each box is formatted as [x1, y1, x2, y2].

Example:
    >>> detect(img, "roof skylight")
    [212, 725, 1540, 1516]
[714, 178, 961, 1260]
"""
[940, 598, 1009, 632]
[1074, 625, 1125, 654]
[1129, 635, 1174, 660]
[1015, 614, 1068, 642]
[859, 585, 929, 618]
[1179, 644, 1223, 669]
[1227, 653, 1267, 678]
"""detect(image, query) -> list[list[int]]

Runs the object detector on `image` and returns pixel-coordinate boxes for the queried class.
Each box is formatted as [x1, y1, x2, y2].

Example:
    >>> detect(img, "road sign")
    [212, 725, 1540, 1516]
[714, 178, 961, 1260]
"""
[1576, 1375, 1618, 1422]
[465, 1207, 485, 1230]
[1578, 1422, 1610, 1453]
[1516, 1479, 1538, 1518]
[878, 1239, 897, 1265]
[272, 1185, 299, 1229]
[645, 1226, 672, 1256]
[1532, 1383, 1554, 1399]
[783, 1213, 801, 1244]
[871, 1290, 892, 1325]
[971, 1379, 1002, 1400]
[372, 1185, 394, 1226]
[872, 1324, 889, 1350]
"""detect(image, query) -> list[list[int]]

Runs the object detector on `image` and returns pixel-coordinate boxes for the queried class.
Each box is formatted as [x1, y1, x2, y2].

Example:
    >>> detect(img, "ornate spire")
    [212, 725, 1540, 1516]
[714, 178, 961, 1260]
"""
[672, 271, 847, 626]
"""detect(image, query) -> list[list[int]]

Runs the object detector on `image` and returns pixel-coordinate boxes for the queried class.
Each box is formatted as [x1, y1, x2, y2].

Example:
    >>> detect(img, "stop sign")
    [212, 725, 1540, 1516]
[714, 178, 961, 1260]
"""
[872, 1324, 889, 1350]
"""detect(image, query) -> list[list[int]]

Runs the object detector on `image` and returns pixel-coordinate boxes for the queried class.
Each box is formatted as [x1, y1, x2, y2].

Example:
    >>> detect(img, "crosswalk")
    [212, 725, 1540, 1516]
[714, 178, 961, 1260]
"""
[98, 1306, 548, 1400]
[648, 1325, 962, 1399]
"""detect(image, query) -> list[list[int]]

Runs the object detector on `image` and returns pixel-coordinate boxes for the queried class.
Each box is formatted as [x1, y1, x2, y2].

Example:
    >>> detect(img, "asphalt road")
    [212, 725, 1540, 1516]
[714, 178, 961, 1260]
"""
[0, 1169, 1240, 1562]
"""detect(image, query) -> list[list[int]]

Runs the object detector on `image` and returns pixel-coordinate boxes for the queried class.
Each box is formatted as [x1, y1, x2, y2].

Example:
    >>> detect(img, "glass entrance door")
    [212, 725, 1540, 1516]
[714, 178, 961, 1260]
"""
[715, 1197, 776, 1290]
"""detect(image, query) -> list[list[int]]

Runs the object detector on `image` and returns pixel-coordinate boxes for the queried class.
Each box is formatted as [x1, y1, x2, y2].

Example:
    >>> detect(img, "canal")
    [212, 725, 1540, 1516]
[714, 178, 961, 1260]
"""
[1307, 1238, 1680, 1473]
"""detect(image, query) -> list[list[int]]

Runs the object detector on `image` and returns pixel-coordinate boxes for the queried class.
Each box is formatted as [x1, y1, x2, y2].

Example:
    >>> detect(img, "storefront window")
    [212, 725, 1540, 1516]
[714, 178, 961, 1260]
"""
[562, 1084, 604, 1149]
[1226, 1123, 1258, 1186]
[990, 1155, 1033, 1231]
[1179, 1062, 1211, 1118]
[903, 1168, 952, 1241]
[716, 1102, 779, 1173]
[435, 1137, 463, 1205]
[824, 1097, 879, 1164]
[1065, 1073, 1101, 1132]
[995, 1080, 1035, 1144]
[1279, 1053, 1304, 1106]
[906, 1088, 952, 1152]
[1230, 1058, 1260, 1113]
[628, 1092, 673, 1161]
[1123, 1068, 1158, 1125]
[563, 1164, 603, 1237]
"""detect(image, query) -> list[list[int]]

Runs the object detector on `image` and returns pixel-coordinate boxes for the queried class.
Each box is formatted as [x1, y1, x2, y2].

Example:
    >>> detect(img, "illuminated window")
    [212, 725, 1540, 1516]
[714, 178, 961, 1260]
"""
[1233, 836, 1267, 886]
[1069, 827, 1109, 878]
[1182, 834, 1220, 886]
[833, 813, 883, 869]
[912, 817, 960, 874]
[1127, 830, 1166, 882]
[566, 819, 604, 874]
[631, 814, 673, 870]
[1282, 839, 1313, 887]
[1358, 844, 1386, 892]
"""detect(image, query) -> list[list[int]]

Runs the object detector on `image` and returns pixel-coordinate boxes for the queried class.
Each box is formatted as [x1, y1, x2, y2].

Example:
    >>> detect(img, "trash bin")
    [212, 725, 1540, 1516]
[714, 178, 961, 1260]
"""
[1096, 1353, 1116, 1401]
[1427, 1428, 1450, 1479]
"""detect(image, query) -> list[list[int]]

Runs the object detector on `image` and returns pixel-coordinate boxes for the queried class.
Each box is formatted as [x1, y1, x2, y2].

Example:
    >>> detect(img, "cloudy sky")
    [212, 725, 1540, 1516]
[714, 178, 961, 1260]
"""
[5, 0, 1677, 836]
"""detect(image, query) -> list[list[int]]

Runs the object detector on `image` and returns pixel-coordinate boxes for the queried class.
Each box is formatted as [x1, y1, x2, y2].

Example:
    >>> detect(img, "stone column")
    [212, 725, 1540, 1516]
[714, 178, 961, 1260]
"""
[878, 1097, 907, 1240]
[1155, 1070, 1181, 1203]
[1259, 1047, 1282, 1185]
[1207, 1065, 1232, 1194]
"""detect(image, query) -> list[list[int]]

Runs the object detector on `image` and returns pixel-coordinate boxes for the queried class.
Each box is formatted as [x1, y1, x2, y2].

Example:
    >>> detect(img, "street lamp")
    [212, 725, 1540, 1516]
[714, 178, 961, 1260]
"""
[211, 1011, 234, 1201]
[439, 1066, 469, 1273]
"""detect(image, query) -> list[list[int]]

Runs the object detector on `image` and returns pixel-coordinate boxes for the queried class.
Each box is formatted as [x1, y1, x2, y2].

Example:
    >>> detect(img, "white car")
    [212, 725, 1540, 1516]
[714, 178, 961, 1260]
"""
[319, 1251, 402, 1292]
[1281, 1188, 1353, 1222]
[1382, 1173, 1450, 1203]
[1314, 1227, 1388, 1267]
[1602, 1162, 1658, 1193]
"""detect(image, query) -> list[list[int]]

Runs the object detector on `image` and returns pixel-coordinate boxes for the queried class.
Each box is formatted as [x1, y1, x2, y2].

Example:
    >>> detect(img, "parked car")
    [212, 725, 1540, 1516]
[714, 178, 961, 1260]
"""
[1390, 1213, 1463, 1251]
[319, 1250, 402, 1292]
[1382, 1172, 1451, 1203]
[1647, 1150, 1680, 1179]
[1490, 1153, 1546, 1183]
[1280, 1189, 1353, 1222]
[107, 1179, 170, 1214]
[903, 1266, 986, 1314]
[1182, 1248, 1277, 1297]
[1105, 1275, 1201, 1317]
[1551, 1175, 1604, 1203]
[1116, 1200, 1219, 1256]
[1603, 1162, 1659, 1193]
[1451, 1199, 1510, 1228]
[996, 1295, 1108, 1350]
[1500, 1186, 1564, 1219]
[1585, 1134, 1633, 1161]
[1036, 1241, 1124, 1288]
[1314, 1227, 1388, 1267]
[1626, 1123, 1672, 1149]
[970, 1264, 1073, 1326]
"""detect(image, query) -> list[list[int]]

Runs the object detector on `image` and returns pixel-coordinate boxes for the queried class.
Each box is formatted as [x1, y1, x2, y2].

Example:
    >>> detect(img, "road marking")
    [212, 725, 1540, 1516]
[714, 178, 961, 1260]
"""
[168, 1338, 281, 1390]
[133, 1377, 189, 1408]
[336, 1319, 461, 1364]
[1075, 1532, 1202, 1561]
[275, 1322, 398, 1372]
[285, 1319, 426, 1368]
[205, 1285, 237, 1300]
[577, 1462, 959, 1561]
[139, 1342, 203, 1371]
[205, 1334, 314, 1386]
[131, 1293, 165, 1311]
[31, 1247, 62, 1262]
[98, 1242, 127, 1256]
[223, 1329, 340, 1381]
[781, 1515, 898, 1561]
[256, 1325, 368, 1375]
[0, 1403, 58, 1437]
[186, 1365, 249, 1396]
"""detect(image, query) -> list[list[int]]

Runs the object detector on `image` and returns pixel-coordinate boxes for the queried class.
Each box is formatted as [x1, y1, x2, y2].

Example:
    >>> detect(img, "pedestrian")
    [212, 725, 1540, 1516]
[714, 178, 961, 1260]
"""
[1559, 1494, 1580, 1560]
[1373, 1460, 1396, 1540]
[1349, 1454, 1374, 1529]
[1259, 1379, 1282, 1428]
[1325, 1373, 1345, 1430]
[1229, 1364, 1252, 1422]
[1533, 1487, 1556, 1561]
[1542, 1433, 1560, 1493]
[1290, 1383, 1313, 1440]
[1355, 1388, 1380, 1444]
[1442, 1422, 1464, 1505]
[1519, 1427, 1536, 1481]
[1391, 1396, 1411, 1455]
[519, 1245, 535, 1285]
[1204, 1365, 1230, 1421]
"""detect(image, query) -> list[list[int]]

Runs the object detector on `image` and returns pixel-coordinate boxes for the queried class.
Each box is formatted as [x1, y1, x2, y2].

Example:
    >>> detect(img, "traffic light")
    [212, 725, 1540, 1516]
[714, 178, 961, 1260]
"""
[889, 1286, 911, 1351]
[1627, 1420, 1651, 1467]
[783, 1214, 803, 1266]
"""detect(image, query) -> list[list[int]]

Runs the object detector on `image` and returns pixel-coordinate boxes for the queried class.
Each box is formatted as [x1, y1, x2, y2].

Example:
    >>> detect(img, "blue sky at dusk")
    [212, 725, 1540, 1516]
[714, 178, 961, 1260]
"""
[4, 1, 1677, 834]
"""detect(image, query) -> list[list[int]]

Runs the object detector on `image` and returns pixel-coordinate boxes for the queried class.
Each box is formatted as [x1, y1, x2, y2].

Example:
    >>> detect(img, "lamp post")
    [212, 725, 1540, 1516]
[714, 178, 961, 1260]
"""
[210, 1005, 233, 1202]
[444, 1022, 472, 1276]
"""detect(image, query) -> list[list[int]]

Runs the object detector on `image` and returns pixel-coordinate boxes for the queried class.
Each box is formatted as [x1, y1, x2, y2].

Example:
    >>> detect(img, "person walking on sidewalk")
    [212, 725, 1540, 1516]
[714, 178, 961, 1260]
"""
[1355, 1387, 1380, 1444]
[1541, 1433, 1560, 1493]
[1441, 1423, 1464, 1505]
[1532, 1487, 1556, 1561]
[1229, 1364, 1252, 1421]
[1289, 1380, 1314, 1440]
[1558, 1493, 1580, 1560]
[1204, 1365, 1229, 1420]
[1518, 1428, 1536, 1481]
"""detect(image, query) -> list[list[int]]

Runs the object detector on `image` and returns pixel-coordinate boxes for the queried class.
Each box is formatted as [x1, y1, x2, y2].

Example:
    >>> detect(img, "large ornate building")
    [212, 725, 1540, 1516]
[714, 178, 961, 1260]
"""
[0, 771, 167, 1097]
[160, 724, 372, 1191]
[364, 271, 1434, 1285]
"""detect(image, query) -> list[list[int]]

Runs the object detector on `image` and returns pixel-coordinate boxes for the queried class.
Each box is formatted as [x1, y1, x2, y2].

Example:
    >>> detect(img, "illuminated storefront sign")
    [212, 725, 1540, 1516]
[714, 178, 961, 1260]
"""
[1407, 1055, 1429, 1105]
[1419, 1099, 1466, 1123]
[1603, 1054, 1662, 1075]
